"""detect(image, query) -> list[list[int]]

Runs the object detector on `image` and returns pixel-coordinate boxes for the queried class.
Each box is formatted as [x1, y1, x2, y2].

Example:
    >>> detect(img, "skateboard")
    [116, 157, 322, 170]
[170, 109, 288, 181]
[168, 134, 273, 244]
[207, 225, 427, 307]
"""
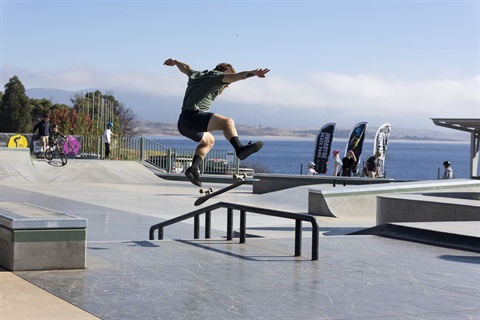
[194, 174, 258, 206]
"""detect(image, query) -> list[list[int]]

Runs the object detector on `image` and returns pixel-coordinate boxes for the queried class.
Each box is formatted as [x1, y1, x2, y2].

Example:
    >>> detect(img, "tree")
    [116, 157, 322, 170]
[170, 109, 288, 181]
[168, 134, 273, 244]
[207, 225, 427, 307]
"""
[117, 103, 140, 136]
[50, 107, 93, 136]
[0, 76, 32, 133]
[71, 90, 139, 136]
[30, 98, 53, 126]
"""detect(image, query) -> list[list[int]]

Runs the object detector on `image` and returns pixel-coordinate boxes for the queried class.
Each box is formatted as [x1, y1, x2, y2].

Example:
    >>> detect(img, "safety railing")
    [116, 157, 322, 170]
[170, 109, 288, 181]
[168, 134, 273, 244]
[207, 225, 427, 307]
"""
[149, 202, 319, 260]
[1, 132, 240, 174]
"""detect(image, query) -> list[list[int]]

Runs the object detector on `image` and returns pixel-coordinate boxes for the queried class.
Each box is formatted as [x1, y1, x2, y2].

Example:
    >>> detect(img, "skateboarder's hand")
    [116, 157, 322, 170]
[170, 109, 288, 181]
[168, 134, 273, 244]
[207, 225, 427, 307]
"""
[253, 68, 270, 78]
[163, 58, 176, 66]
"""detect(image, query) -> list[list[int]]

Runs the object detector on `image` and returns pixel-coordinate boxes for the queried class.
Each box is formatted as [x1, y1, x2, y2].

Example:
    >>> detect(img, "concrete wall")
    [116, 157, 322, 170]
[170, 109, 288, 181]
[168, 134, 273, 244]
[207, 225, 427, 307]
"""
[253, 173, 395, 194]
[0, 226, 86, 271]
[376, 193, 480, 225]
[308, 180, 480, 219]
[0, 202, 87, 271]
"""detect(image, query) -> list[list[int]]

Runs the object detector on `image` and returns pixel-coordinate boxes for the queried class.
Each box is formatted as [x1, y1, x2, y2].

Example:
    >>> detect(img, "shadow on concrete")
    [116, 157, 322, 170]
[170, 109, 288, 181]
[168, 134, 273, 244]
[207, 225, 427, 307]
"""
[439, 255, 480, 264]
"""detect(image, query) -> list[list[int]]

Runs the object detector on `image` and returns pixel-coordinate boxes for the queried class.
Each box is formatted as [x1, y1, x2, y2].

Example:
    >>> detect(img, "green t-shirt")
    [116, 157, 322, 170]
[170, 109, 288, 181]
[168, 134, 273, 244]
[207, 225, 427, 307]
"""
[182, 70, 226, 112]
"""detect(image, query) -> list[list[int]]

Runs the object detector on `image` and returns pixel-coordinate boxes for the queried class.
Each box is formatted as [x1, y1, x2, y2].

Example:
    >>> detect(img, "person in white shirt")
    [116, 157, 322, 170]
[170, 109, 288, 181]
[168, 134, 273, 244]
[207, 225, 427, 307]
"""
[332, 150, 342, 176]
[305, 162, 318, 175]
[442, 161, 454, 179]
[103, 122, 116, 159]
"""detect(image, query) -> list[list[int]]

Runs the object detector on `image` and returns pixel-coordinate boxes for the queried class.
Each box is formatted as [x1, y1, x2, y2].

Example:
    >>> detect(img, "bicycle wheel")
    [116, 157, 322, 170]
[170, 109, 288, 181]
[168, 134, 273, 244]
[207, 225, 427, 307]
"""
[45, 149, 53, 160]
[60, 152, 68, 166]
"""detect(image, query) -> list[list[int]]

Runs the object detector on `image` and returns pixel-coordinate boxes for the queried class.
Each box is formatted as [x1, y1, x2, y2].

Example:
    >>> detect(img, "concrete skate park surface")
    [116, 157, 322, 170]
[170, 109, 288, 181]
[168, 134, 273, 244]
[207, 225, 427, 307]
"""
[0, 147, 479, 319]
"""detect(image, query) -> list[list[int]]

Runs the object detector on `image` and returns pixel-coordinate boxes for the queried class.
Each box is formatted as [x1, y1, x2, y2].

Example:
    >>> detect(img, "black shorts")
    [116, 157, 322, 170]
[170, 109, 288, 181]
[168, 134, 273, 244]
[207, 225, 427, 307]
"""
[177, 110, 214, 142]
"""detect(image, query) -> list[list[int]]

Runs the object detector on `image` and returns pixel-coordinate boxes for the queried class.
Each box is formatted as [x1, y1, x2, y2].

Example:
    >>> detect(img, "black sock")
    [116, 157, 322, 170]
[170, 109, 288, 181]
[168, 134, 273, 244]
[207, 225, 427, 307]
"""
[192, 155, 202, 169]
[229, 137, 243, 152]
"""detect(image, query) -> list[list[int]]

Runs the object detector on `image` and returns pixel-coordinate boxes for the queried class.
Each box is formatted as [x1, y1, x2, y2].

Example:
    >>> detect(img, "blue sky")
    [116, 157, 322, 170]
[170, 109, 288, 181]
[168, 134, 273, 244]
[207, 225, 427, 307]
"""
[1, 0, 479, 132]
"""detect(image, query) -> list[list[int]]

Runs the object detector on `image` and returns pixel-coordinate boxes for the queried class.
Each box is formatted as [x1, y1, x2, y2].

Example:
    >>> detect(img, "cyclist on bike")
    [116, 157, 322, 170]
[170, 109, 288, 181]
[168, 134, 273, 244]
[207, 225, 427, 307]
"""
[48, 124, 67, 150]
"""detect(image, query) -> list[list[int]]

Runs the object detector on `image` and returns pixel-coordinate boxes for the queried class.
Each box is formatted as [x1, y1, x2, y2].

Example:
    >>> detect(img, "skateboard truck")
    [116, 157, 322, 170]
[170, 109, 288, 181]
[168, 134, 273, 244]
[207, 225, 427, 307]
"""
[194, 174, 258, 206]
[199, 187, 214, 195]
[233, 173, 248, 180]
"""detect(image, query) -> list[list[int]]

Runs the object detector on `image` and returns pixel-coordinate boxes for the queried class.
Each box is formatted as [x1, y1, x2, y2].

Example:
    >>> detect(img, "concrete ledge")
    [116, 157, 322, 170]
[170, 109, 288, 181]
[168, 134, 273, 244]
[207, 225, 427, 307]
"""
[376, 192, 480, 225]
[308, 179, 480, 218]
[0, 202, 87, 271]
[252, 173, 398, 194]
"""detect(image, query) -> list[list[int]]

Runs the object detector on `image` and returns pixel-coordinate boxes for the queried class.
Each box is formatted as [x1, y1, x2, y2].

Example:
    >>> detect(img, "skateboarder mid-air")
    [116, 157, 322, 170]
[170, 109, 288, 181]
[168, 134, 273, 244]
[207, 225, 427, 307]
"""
[164, 58, 270, 187]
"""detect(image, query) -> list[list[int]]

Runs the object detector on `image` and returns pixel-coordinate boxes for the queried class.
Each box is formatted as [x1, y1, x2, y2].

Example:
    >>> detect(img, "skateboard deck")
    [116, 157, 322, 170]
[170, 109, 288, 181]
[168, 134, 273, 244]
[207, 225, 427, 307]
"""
[194, 175, 259, 206]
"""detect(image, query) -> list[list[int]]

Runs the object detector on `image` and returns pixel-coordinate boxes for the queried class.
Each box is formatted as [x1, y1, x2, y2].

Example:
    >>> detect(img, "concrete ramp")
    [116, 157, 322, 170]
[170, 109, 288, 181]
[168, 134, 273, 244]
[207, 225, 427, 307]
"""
[308, 179, 480, 219]
[34, 159, 161, 184]
[0, 148, 161, 185]
[0, 148, 41, 183]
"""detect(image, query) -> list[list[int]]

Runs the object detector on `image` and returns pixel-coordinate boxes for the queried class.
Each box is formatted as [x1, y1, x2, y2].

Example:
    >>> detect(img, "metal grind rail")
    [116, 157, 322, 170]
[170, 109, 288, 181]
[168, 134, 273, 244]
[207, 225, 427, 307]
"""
[149, 202, 319, 260]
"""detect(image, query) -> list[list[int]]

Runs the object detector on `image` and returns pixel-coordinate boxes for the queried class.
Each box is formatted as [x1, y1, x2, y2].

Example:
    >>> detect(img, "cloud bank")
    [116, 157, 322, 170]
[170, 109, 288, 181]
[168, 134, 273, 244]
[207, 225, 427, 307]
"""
[1, 66, 478, 129]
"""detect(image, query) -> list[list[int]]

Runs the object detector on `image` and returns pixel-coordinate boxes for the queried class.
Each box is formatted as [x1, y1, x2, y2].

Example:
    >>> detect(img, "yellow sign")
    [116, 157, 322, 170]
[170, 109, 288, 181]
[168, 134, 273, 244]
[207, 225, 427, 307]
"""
[8, 134, 28, 148]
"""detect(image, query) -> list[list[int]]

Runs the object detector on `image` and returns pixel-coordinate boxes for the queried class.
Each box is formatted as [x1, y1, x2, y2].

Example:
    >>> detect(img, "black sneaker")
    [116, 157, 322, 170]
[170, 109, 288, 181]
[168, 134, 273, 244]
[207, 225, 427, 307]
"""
[236, 141, 264, 160]
[185, 167, 202, 187]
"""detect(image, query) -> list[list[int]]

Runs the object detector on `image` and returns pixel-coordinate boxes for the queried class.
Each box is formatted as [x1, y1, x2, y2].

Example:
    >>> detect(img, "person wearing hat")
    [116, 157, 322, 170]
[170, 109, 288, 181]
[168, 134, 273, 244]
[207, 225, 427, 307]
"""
[32, 114, 52, 153]
[103, 122, 116, 159]
[365, 151, 382, 178]
[442, 161, 454, 179]
[332, 149, 342, 176]
[48, 124, 67, 150]
[305, 162, 318, 175]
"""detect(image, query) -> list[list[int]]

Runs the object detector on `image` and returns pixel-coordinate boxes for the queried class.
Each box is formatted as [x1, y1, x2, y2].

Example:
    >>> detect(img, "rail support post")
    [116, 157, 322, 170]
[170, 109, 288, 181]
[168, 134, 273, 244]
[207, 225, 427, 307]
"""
[226, 208, 233, 240]
[239, 210, 246, 243]
[194, 215, 200, 239]
[295, 219, 302, 257]
[205, 211, 211, 239]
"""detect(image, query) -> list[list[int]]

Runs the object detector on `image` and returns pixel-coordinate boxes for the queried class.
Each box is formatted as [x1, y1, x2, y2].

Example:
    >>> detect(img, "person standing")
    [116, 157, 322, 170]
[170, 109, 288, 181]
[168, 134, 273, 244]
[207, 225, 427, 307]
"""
[164, 58, 270, 187]
[305, 162, 318, 175]
[332, 149, 342, 176]
[442, 161, 454, 179]
[339, 150, 357, 177]
[103, 122, 115, 159]
[32, 114, 51, 152]
[365, 151, 381, 178]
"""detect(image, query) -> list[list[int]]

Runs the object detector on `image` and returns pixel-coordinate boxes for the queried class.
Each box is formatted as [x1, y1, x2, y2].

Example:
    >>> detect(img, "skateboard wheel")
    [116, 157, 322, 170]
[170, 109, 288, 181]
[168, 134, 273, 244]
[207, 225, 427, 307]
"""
[200, 188, 214, 195]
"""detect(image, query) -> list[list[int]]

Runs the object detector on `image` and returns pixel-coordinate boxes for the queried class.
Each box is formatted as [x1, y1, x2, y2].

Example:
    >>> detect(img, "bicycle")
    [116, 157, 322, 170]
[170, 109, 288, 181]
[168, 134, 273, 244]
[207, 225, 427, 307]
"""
[45, 140, 68, 166]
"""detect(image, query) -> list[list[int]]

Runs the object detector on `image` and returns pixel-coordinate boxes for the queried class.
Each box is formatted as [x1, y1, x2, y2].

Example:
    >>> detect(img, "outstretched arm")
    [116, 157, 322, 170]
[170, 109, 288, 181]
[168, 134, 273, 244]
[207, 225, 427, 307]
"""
[222, 68, 270, 84]
[163, 58, 192, 75]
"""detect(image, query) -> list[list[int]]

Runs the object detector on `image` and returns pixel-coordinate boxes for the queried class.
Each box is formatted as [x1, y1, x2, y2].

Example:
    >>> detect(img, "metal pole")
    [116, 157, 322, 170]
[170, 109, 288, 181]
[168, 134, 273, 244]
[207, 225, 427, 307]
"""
[194, 215, 200, 239]
[239, 210, 246, 243]
[311, 220, 319, 261]
[205, 211, 211, 239]
[295, 219, 302, 257]
[227, 208, 233, 240]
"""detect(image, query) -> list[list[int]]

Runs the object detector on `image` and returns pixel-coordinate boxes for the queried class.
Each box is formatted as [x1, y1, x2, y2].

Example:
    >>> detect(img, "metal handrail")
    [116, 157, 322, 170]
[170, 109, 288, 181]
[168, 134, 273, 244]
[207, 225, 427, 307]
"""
[149, 202, 319, 260]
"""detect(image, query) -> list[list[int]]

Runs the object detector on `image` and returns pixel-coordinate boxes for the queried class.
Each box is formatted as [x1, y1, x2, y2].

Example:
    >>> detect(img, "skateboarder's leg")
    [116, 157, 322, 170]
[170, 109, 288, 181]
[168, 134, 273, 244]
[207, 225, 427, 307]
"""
[207, 114, 263, 160]
[207, 114, 238, 140]
[185, 133, 215, 187]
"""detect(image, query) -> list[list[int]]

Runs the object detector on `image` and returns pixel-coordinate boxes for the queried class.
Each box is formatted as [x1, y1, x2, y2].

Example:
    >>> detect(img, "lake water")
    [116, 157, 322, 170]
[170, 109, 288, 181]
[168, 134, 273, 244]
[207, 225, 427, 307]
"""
[153, 136, 474, 181]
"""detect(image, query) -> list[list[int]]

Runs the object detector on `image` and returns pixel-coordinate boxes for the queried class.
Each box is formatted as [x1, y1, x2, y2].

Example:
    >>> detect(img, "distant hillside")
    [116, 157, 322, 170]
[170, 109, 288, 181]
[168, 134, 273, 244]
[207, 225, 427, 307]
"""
[138, 121, 469, 141]
[25, 88, 469, 142]
[27, 88, 77, 105]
